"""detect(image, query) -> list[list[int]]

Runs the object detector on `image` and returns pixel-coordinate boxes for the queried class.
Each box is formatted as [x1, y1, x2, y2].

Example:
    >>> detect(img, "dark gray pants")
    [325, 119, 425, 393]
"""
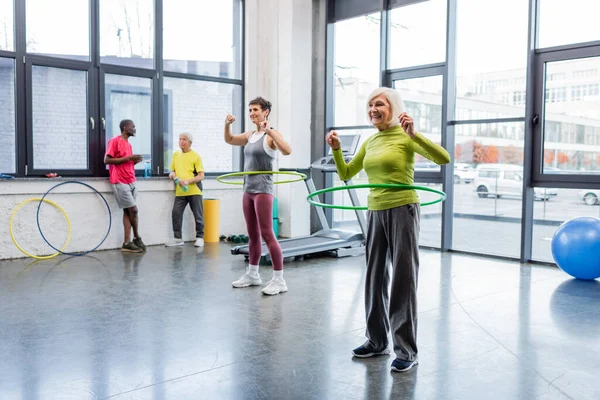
[364, 203, 420, 362]
[172, 195, 204, 239]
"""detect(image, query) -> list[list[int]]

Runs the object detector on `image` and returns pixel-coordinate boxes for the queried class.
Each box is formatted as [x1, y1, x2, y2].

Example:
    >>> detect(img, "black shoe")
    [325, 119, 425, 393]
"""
[352, 345, 391, 358]
[133, 237, 146, 251]
[391, 358, 418, 372]
[122, 242, 143, 253]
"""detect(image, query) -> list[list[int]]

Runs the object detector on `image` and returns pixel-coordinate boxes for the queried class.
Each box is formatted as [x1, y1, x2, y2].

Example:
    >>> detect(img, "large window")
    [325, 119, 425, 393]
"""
[454, 122, 525, 258]
[333, 13, 380, 127]
[4, 0, 244, 177]
[163, 0, 242, 79]
[388, 0, 446, 69]
[26, 0, 89, 61]
[100, 0, 154, 68]
[0, 58, 15, 173]
[31, 66, 88, 170]
[331, 128, 376, 232]
[455, 0, 529, 119]
[163, 78, 242, 172]
[393, 75, 443, 171]
[104, 75, 153, 170]
[538, 0, 600, 49]
[326, 0, 600, 262]
[542, 57, 600, 174]
[0, 0, 14, 51]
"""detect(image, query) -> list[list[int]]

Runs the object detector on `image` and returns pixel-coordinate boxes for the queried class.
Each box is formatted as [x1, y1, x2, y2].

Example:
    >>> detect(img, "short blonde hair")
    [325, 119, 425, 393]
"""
[179, 132, 193, 143]
[366, 87, 406, 127]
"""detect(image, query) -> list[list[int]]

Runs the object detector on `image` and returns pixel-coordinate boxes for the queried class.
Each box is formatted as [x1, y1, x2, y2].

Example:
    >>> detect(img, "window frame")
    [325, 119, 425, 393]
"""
[5, 0, 245, 178]
[532, 44, 600, 188]
[325, 0, 600, 262]
[25, 56, 96, 176]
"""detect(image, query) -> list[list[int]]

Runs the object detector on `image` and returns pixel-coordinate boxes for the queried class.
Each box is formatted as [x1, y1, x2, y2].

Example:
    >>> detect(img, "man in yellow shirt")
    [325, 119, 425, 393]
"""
[167, 133, 205, 247]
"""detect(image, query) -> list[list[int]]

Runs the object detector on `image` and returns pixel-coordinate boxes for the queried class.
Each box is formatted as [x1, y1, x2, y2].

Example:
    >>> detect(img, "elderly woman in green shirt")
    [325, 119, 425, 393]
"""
[326, 87, 450, 373]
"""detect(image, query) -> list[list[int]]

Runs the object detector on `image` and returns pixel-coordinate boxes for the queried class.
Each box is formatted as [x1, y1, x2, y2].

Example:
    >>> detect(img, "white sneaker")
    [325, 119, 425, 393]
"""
[262, 277, 288, 295]
[194, 238, 204, 247]
[232, 271, 262, 288]
[166, 238, 184, 247]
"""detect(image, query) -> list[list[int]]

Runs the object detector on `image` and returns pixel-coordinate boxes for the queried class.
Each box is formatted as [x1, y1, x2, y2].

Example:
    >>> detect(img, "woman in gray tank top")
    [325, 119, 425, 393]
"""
[223, 97, 292, 296]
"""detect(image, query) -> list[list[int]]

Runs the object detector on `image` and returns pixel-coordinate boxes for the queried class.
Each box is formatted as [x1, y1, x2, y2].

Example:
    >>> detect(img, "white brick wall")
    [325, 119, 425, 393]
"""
[32, 66, 88, 170]
[164, 77, 239, 172]
[0, 65, 16, 173]
[14, 67, 240, 172]
[1, 178, 247, 260]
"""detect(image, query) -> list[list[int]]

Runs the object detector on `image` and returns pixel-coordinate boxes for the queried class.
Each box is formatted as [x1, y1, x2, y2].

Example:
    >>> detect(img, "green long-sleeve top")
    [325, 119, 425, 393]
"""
[332, 126, 451, 211]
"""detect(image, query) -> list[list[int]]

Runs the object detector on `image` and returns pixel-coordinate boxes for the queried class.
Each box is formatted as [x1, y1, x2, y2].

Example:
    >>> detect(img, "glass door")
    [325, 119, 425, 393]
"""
[392, 75, 444, 248]
[100, 71, 154, 173]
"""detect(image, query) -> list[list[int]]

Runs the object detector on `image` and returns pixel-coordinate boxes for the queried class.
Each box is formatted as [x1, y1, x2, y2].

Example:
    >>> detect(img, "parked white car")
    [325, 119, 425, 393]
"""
[578, 189, 600, 205]
[474, 163, 559, 201]
[414, 162, 475, 184]
[454, 163, 476, 184]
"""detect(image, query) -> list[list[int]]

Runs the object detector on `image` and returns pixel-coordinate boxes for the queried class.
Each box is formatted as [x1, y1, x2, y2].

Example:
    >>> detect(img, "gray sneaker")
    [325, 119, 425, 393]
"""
[133, 236, 146, 251]
[122, 242, 143, 253]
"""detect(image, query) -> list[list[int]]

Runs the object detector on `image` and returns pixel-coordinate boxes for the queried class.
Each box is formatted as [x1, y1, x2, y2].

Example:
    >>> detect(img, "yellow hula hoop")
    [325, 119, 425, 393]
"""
[216, 170, 307, 185]
[10, 198, 72, 260]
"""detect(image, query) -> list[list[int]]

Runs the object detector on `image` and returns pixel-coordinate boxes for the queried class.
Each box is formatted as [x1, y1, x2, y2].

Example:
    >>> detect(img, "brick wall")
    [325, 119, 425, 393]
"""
[164, 77, 239, 172]
[32, 66, 88, 170]
[2, 66, 239, 173]
[0, 65, 15, 173]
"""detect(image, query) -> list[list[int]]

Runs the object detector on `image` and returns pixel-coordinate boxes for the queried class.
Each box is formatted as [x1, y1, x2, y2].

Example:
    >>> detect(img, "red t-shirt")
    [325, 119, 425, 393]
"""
[106, 136, 136, 184]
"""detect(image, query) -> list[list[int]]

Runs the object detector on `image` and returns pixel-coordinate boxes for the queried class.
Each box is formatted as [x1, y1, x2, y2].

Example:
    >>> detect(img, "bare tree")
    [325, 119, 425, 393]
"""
[122, 2, 134, 56]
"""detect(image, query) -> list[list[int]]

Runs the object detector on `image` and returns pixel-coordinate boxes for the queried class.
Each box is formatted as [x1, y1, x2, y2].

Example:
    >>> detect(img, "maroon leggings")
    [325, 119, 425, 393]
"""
[242, 193, 283, 270]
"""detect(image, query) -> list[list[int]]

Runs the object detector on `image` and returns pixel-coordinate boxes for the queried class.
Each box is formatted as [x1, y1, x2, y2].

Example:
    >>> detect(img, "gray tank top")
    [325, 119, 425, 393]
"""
[243, 132, 275, 195]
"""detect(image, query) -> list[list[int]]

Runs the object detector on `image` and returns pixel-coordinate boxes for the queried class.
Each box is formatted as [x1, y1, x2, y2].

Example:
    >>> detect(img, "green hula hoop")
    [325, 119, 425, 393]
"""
[307, 183, 446, 210]
[217, 170, 307, 185]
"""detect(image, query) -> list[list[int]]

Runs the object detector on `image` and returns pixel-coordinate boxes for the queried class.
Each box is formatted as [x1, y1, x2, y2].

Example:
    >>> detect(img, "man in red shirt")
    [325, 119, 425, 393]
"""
[104, 119, 146, 253]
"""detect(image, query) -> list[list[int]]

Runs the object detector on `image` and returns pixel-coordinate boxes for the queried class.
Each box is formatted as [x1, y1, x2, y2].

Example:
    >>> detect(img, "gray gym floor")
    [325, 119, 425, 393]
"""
[1, 243, 598, 399]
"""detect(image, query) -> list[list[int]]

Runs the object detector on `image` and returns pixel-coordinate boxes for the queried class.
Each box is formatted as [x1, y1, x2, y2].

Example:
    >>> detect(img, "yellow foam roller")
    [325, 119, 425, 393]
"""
[203, 198, 220, 243]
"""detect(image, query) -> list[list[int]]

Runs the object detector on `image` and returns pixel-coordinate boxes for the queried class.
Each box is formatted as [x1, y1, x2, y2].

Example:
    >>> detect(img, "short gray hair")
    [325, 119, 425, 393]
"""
[366, 87, 406, 127]
[179, 132, 193, 143]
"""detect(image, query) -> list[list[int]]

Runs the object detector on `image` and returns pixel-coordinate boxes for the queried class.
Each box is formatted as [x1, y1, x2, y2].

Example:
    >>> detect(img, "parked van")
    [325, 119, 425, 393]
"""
[473, 163, 558, 200]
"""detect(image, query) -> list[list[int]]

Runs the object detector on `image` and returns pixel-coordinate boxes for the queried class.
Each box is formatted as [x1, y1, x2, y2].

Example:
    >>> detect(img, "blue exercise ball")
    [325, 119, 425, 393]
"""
[551, 216, 600, 280]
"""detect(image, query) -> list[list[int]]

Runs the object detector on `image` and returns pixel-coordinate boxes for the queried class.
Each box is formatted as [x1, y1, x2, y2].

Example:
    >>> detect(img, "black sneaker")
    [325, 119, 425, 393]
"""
[122, 242, 143, 253]
[133, 237, 146, 251]
[352, 345, 391, 358]
[391, 358, 418, 372]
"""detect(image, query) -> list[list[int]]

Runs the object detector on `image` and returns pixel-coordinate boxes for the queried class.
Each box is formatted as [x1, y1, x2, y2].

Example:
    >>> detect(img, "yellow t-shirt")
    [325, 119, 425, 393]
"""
[170, 150, 204, 196]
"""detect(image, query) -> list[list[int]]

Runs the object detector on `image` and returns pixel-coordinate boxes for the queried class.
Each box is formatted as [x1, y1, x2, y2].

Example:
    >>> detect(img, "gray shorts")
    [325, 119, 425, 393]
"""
[111, 183, 137, 209]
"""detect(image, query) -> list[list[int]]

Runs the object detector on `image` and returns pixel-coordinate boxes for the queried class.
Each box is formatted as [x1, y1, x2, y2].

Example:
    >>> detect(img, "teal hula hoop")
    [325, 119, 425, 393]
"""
[307, 183, 446, 210]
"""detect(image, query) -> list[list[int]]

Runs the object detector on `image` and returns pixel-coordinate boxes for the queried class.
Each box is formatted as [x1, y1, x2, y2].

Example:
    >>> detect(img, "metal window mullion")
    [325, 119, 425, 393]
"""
[153, 0, 163, 176]
[379, 5, 389, 86]
[535, 44, 600, 63]
[441, 0, 457, 252]
[388, 63, 446, 78]
[162, 70, 243, 85]
[15, 0, 26, 176]
[520, 0, 539, 263]
[535, 40, 600, 55]
[99, 63, 156, 78]
[90, 0, 101, 175]
[449, 117, 525, 125]
[238, 0, 246, 172]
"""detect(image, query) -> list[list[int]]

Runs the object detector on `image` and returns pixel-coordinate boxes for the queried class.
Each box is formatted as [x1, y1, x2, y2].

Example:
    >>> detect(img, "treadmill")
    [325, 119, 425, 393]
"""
[230, 134, 368, 263]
